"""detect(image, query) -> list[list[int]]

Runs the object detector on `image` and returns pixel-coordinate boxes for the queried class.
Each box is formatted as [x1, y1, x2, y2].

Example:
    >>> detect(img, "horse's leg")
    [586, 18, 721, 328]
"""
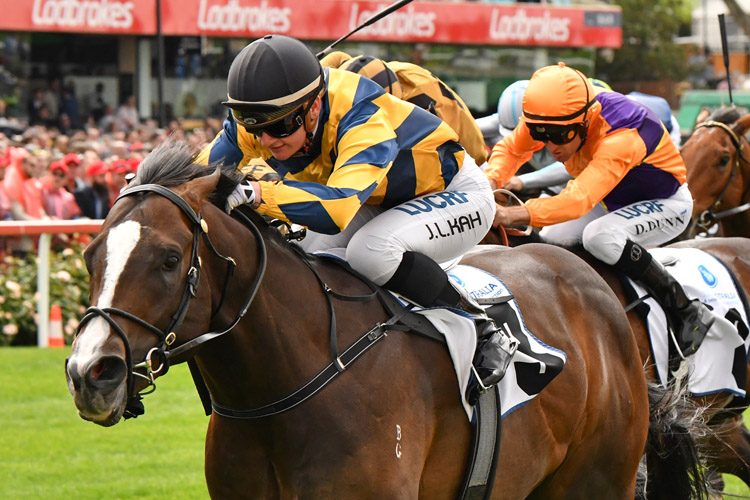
[463, 245, 649, 500]
[523, 378, 645, 500]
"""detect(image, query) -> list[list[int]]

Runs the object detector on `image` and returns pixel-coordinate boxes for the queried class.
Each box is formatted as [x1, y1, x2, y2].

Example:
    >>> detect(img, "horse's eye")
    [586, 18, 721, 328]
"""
[163, 255, 180, 271]
[720, 154, 731, 167]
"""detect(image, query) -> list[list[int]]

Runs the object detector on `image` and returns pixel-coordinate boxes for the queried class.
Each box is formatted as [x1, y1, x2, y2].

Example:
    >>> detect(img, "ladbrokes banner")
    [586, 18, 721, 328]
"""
[3, 0, 621, 48]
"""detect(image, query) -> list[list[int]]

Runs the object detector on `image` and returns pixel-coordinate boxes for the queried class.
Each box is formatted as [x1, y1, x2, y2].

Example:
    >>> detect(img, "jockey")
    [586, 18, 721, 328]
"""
[485, 62, 714, 357]
[198, 34, 518, 396]
[319, 51, 489, 165]
[500, 78, 682, 196]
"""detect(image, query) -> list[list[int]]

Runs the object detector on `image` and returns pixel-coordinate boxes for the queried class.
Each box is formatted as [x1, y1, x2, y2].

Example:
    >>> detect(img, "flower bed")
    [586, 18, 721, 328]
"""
[0, 241, 90, 346]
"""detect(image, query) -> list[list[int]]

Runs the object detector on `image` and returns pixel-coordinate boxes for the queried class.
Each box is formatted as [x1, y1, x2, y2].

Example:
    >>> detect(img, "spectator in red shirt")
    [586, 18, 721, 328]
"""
[4, 147, 46, 220]
[3, 147, 48, 256]
[41, 160, 81, 220]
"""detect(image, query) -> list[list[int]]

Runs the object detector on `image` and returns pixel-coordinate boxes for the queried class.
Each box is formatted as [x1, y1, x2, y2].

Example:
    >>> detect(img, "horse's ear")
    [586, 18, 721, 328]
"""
[181, 166, 221, 206]
[733, 113, 750, 138]
[694, 107, 711, 127]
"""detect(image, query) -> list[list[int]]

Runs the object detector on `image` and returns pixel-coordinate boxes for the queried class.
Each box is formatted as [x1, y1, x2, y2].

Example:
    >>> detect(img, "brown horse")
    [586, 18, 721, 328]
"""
[66, 141, 706, 499]
[679, 107, 750, 238]
[487, 227, 750, 490]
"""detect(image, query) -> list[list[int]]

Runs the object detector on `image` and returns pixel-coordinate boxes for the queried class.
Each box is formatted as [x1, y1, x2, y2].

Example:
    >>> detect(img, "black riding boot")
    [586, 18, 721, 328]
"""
[615, 240, 714, 357]
[384, 251, 519, 393]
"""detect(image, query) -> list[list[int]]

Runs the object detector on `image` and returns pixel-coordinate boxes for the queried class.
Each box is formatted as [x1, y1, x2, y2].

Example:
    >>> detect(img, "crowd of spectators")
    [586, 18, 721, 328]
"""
[26, 78, 153, 136]
[0, 117, 224, 256]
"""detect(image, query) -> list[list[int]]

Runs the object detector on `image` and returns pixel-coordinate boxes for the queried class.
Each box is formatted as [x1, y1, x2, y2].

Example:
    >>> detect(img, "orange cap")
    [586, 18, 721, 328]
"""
[522, 62, 596, 125]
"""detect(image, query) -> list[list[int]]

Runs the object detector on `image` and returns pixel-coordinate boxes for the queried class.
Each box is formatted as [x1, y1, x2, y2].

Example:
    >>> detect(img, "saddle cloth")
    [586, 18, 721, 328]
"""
[314, 249, 566, 421]
[420, 264, 567, 421]
[625, 248, 750, 397]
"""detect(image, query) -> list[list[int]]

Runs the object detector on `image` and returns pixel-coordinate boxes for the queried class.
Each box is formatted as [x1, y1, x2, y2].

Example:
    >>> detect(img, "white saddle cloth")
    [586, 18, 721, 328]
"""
[628, 248, 749, 397]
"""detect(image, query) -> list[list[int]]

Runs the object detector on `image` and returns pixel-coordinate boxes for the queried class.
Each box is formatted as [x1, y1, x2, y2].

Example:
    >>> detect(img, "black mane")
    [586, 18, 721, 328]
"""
[708, 106, 745, 124]
[129, 137, 244, 208]
[127, 136, 304, 252]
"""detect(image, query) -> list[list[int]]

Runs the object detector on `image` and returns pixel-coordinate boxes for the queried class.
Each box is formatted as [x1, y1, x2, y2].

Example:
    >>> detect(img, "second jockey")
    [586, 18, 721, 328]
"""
[486, 62, 714, 357]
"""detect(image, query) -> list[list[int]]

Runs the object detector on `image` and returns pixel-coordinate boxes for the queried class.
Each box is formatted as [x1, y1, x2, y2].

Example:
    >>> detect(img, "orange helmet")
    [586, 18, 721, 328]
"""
[522, 62, 596, 126]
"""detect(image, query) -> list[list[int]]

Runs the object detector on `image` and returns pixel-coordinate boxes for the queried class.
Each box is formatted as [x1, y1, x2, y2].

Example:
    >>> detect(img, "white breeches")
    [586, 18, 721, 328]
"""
[540, 183, 693, 264]
[299, 157, 495, 284]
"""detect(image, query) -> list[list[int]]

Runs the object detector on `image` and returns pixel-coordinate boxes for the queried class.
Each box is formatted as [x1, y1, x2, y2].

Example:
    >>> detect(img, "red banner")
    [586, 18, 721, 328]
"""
[2, 0, 157, 35]
[0, 0, 622, 48]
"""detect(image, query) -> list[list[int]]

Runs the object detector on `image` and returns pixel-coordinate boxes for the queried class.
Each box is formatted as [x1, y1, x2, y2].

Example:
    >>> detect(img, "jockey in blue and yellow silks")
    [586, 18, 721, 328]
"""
[199, 67, 467, 235]
[198, 34, 518, 399]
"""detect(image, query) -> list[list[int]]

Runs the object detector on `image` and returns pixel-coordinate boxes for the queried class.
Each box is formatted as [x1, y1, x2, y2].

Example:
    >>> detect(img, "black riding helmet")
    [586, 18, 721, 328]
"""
[223, 34, 324, 133]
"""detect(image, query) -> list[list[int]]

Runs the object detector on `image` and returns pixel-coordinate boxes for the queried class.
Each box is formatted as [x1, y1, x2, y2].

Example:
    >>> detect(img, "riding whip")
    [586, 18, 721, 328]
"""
[316, 0, 415, 59]
[718, 13, 735, 106]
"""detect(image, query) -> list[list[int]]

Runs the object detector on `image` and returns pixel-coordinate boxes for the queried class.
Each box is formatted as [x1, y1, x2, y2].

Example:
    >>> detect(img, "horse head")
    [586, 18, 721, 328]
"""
[680, 107, 750, 237]
[66, 140, 249, 426]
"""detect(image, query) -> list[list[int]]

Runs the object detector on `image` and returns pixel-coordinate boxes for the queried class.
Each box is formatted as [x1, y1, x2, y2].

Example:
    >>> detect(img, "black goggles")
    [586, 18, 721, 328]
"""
[526, 122, 581, 145]
[230, 102, 310, 138]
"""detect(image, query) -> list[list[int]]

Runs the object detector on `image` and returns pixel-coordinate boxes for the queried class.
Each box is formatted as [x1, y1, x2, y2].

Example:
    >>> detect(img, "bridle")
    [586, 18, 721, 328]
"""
[75, 183, 265, 418]
[76, 181, 415, 422]
[692, 120, 750, 231]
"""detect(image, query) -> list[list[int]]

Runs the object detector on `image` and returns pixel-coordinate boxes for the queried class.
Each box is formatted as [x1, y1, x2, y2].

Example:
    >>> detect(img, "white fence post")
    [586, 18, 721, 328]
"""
[0, 220, 104, 347]
[36, 233, 51, 348]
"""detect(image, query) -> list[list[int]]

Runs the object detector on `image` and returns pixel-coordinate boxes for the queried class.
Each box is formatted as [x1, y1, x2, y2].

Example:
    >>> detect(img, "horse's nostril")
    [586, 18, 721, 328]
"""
[85, 356, 127, 389]
[91, 360, 106, 380]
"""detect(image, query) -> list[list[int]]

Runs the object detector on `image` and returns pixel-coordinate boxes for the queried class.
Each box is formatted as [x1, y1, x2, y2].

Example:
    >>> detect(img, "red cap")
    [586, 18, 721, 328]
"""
[126, 157, 141, 172]
[130, 142, 145, 152]
[63, 153, 81, 166]
[86, 160, 108, 177]
[110, 159, 129, 174]
[49, 160, 69, 174]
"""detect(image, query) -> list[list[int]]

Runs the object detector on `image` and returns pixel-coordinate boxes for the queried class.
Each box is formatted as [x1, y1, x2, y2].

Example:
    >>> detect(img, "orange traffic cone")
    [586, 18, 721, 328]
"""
[49, 304, 64, 348]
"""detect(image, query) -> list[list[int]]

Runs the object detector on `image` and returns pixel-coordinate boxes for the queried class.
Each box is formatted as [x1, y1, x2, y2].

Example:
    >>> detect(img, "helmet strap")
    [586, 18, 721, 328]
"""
[302, 105, 319, 154]
[576, 120, 589, 152]
[292, 96, 320, 156]
[574, 69, 591, 152]
[302, 130, 314, 154]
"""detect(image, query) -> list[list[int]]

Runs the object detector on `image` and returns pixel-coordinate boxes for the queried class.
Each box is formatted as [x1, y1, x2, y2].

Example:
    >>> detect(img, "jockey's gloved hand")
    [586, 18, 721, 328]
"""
[227, 180, 258, 212]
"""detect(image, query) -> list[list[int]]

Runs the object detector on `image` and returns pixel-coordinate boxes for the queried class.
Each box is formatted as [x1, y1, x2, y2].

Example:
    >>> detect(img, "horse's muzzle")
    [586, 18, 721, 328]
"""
[66, 355, 128, 426]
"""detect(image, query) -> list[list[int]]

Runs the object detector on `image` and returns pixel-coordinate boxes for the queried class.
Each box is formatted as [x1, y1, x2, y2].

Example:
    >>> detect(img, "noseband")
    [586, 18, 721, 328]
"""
[693, 120, 750, 230]
[75, 183, 266, 418]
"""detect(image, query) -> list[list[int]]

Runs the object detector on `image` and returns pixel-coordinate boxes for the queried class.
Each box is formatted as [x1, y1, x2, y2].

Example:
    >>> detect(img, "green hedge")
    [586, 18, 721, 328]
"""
[0, 241, 90, 346]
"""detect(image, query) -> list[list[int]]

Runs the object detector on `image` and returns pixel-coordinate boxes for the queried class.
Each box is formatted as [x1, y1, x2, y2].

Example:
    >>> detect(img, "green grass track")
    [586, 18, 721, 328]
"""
[1, 347, 749, 499]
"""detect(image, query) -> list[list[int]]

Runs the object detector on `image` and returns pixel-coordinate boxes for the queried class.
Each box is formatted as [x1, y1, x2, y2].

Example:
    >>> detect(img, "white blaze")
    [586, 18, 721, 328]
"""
[71, 220, 141, 366]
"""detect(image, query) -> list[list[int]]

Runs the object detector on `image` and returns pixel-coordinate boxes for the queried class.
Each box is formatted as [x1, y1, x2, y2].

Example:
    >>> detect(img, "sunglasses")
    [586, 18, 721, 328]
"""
[231, 103, 310, 139]
[527, 123, 581, 145]
[52, 171, 66, 178]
